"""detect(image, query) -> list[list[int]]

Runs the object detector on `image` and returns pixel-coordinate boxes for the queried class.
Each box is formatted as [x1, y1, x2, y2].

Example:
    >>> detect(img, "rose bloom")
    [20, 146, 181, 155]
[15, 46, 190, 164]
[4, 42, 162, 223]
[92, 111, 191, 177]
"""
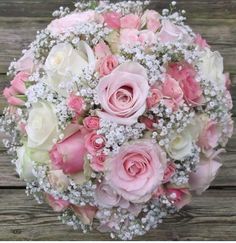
[83, 116, 100, 131]
[90, 153, 106, 172]
[50, 130, 87, 174]
[194, 33, 209, 49]
[46, 194, 70, 212]
[138, 30, 158, 46]
[97, 55, 119, 77]
[94, 41, 111, 59]
[26, 101, 59, 150]
[146, 88, 163, 109]
[71, 205, 97, 225]
[120, 14, 141, 29]
[120, 29, 140, 47]
[48, 170, 70, 192]
[97, 62, 150, 125]
[141, 10, 161, 32]
[85, 131, 106, 155]
[67, 94, 85, 115]
[105, 139, 167, 203]
[103, 11, 121, 30]
[162, 162, 176, 184]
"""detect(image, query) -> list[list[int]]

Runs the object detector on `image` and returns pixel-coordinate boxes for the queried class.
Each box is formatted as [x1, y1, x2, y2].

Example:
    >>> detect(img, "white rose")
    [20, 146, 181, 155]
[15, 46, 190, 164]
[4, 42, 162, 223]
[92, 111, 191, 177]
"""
[26, 101, 59, 150]
[45, 42, 95, 96]
[167, 129, 194, 160]
[199, 48, 225, 90]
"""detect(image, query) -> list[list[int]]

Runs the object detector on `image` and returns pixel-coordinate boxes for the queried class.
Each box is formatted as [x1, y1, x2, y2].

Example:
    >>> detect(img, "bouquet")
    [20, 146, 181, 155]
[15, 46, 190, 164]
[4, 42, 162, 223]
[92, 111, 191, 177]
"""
[0, 0, 234, 240]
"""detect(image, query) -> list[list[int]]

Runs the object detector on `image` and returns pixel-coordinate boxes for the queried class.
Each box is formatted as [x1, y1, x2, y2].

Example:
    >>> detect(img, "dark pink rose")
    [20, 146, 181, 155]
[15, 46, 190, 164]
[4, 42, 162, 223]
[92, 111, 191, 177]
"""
[103, 12, 121, 30]
[85, 131, 106, 155]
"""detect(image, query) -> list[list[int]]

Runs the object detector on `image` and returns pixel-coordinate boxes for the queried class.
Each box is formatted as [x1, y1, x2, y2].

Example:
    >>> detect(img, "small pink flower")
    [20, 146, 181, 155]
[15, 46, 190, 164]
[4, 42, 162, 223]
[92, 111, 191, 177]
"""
[50, 130, 87, 174]
[103, 11, 121, 30]
[194, 33, 209, 49]
[90, 153, 106, 172]
[120, 29, 140, 46]
[46, 194, 70, 212]
[142, 10, 161, 32]
[94, 41, 111, 59]
[146, 88, 162, 109]
[83, 116, 100, 131]
[67, 95, 85, 115]
[97, 55, 119, 76]
[120, 14, 141, 29]
[163, 162, 176, 183]
[139, 30, 157, 46]
[85, 131, 106, 155]
[139, 116, 155, 130]
[71, 205, 97, 225]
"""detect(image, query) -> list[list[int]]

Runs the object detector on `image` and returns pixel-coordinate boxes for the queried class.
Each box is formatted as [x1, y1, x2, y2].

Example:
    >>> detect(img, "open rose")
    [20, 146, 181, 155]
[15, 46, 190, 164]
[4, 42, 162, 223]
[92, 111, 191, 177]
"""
[97, 62, 150, 125]
[105, 139, 167, 203]
[50, 130, 87, 174]
[85, 132, 106, 155]
[83, 116, 100, 131]
[146, 88, 163, 109]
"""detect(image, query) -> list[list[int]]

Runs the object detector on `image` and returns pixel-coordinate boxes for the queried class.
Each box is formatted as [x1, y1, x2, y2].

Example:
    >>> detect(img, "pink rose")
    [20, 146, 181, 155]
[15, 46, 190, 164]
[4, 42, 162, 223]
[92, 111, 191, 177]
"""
[189, 151, 222, 194]
[142, 10, 161, 32]
[146, 88, 163, 109]
[158, 20, 191, 44]
[48, 170, 69, 192]
[165, 186, 191, 209]
[198, 120, 221, 151]
[194, 34, 209, 49]
[72, 205, 97, 225]
[168, 62, 204, 106]
[46, 194, 70, 212]
[120, 14, 141, 29]
[103, 11, 121, 30]
[67, 95, 85, 115]
[120, 29, 140, 47]
[105, 139, 167, 203]
[3, 87, 24, 106]
[50, 130, 87, 174]
[85, 131, 105, 155]
[90, 153, 106, 172]
[94, 41, 111, 59]
[97, 62, 150, 125]
[162, 162, 176, 183]
[161, 75, 184, 110]
[15, 49, 35, 74]
[48, 11, 103, 35]
[139, 30, 157, 46]
[97, 55, 119, 76]
[95, 181, 130, 208]
[83, 116, 100, 131]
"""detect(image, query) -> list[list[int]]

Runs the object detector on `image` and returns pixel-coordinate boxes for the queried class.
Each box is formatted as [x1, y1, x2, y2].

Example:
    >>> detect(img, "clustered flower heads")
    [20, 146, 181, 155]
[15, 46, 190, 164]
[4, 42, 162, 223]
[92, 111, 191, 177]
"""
[0, 0, 234, 240]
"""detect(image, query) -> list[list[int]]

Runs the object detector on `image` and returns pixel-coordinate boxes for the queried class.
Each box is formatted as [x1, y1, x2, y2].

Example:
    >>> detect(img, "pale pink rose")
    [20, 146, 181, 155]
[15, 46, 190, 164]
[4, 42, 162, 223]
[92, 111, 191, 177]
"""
[165, 186, 191, 209]
[194, 33, 210, 49]
[163, 162, 176, 183]
[15, 49, 35, 74]
[120, 14, 141, 29]
[139, 30, 157, 46]
[158, 20, 191, 44]
[146, 88, 163, 109]
[94, 41, 111, 59]
[72, 205, 97, 225]
[189, 151, 222, 194]
[120, 29, 140, 46]
[142, 10, 161, 32]
[48, 11, 103, 35]
[161, 75, 184, 110]
[85, 131, 105, 155]
[67, 95, 85, 115]
[49, 130, 87, 174]
[103, 11, 121, 30]
[97, 55, 119, 76]
[198, 120, 221, 151]
[83, 116, 100, 131]
[3, 87, 24, 106]
[139, 116, 155, 130]
[48, 170, 70, 192]
[168, 62, 204, 106]
[105, 139, 167, 203]
[10, 72, 28, 94]
[95, 181, 130, 208]
[97, 62, 150, 125]
[90, 153, 106, 172]
[46, 194, 70, 212]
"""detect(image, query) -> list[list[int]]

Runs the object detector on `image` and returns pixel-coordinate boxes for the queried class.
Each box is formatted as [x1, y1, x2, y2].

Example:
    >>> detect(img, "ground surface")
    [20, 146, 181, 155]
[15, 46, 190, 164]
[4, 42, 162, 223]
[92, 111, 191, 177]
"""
[0, 0, 236, 240]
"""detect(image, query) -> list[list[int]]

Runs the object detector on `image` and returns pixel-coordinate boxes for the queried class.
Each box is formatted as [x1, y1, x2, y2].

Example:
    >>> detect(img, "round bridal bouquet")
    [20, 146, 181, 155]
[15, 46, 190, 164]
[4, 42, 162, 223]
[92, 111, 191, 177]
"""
[0, 0, 233, 240]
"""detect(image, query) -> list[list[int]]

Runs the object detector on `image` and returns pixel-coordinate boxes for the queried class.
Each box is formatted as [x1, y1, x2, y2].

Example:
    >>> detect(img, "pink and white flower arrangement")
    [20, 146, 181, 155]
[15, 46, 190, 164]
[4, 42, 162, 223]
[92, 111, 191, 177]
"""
[0, 0, 233, 240]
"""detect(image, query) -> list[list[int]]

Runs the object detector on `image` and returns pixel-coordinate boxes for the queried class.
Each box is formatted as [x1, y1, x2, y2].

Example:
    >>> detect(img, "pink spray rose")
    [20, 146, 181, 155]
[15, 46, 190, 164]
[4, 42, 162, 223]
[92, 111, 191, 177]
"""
[46, 194, 70, 212]
[83, 116, 100, 131]
[90, 153, 106, 172]
[97, 55, 119, 76]
[141, 10, 161, 32]
[120, 14, 141, 29]
[162, 162, 176, 184]
[50, 130, 87, 174]
[198, 120, 221, 151]
[72, 205, 97, 225]
[67, 94, 85, 115]
[194, 33, 210, 49]
[105, 139, 167, 203]
[97, 62, 150, 125]
[146, 88, 163, 109]
[139, 30, 158, 46]
[103, 12, 121, 30]
[189, 151, 222, 194]
[85, 131, 106, 155]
